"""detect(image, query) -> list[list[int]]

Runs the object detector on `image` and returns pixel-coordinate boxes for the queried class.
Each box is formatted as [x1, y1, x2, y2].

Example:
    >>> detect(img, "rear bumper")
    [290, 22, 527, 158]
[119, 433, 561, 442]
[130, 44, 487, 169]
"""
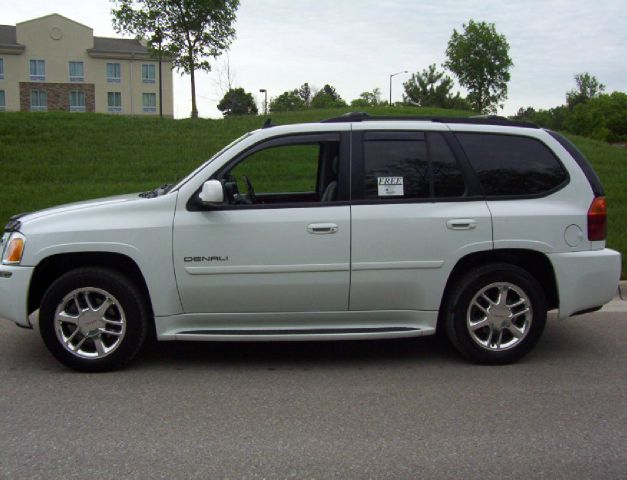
[548, 249, 622, 319]
[0, 266, 34, 328]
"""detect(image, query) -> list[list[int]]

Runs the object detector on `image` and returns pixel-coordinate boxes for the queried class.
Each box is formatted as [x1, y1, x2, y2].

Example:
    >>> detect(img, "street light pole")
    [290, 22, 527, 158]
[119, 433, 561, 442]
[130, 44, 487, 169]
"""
[259, 89, 267, 115]
[154, 27, 163, 118]
[389, 70, 408, 105]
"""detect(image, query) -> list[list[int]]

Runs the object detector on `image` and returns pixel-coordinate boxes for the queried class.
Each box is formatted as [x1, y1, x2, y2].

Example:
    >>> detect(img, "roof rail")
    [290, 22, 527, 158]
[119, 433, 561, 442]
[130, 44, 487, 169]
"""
[321, 112, 539, 129]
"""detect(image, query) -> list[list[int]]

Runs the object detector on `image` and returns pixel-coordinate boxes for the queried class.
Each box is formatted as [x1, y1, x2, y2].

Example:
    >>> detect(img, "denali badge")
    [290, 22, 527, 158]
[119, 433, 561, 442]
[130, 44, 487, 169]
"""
[184, 256, 229, 262]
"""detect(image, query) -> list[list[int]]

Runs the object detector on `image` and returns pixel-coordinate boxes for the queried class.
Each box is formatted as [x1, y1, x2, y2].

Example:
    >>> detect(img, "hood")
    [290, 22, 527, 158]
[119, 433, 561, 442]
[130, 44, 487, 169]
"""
[15, 193, 144, 225]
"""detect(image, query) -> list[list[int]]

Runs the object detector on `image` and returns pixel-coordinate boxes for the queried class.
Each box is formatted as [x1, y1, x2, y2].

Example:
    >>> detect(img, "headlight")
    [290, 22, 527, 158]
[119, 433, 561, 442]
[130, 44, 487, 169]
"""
[2, 232, 26, 265]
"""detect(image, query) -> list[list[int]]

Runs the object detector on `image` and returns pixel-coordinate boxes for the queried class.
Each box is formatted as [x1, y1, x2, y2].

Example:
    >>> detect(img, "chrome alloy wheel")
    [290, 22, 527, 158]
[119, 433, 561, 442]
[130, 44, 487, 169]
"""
[53, 288, 127, 359]
[466, 282, 533, 351]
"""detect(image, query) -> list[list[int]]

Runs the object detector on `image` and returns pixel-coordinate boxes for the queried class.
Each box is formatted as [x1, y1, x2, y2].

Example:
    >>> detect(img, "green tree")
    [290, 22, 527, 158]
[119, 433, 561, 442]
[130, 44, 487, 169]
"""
[566, 72, 606, 109]
[403, 64, 469, 109]
[444, 20, 513, 114]
[351, 88, 383, 107]
[217, 87, 257, 116]
[297, 83, 312, 107]
[311, 84, 347, 109]
[111, 0, 240, 119]
[564, 92, 627, 142]
[269, 90, 306, 112]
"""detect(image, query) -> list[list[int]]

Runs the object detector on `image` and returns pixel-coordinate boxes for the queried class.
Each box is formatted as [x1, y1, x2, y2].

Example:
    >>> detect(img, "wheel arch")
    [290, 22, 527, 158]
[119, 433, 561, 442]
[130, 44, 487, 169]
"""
[28, 252, 154, 319]
[439, 249, 559, 327]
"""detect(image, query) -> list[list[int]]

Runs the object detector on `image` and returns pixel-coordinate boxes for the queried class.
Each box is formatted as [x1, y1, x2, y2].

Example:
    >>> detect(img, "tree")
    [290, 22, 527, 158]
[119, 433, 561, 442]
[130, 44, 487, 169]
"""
[564, 92, 627, 142]
[213, 51, 236, 97]
[566, 72, 606, 109]
[112, 0, 240, 119]
[402, 64, 469, 109]
[217, 87, 257, 116]
[269, 90, 306, 112]
[297, 83, 312, 108]
[351, 88, 383, 107]
[444, 20, 513, 114]
[311, 84, 347, 109]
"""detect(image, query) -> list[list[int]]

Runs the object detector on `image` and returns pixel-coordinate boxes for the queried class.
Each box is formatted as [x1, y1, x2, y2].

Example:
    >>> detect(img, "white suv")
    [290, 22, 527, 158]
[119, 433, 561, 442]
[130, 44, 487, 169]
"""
[0, 113, 621, 371]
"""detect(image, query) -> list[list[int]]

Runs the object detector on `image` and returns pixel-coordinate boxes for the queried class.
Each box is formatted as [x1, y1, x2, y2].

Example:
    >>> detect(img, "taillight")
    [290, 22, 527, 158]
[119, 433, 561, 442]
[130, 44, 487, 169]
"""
[587, 196, 607, 241]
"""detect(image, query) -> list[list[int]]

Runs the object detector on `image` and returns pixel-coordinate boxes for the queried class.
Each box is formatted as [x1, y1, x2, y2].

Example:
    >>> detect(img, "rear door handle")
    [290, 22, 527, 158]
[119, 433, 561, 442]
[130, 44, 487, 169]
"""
[446, 219, 477, 230]
[307, 223, 339, 234]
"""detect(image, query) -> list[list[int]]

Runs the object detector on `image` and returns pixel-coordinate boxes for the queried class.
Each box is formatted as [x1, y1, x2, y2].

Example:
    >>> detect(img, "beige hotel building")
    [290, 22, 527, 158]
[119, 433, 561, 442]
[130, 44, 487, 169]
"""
[0, 13, 173, 116]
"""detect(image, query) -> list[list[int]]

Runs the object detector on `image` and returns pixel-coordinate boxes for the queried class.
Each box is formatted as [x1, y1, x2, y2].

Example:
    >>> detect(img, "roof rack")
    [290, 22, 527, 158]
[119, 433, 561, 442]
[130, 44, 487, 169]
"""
[321, 112, 539, 129]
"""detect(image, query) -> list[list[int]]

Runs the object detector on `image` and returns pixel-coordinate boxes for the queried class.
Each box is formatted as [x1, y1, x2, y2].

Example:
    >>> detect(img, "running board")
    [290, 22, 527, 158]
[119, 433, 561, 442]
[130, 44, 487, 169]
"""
[169, 326, 432, 342]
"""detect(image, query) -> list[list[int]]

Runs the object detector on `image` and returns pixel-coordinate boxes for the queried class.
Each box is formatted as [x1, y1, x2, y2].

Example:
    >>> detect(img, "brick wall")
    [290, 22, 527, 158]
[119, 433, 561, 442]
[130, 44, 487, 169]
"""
[19, 82, 95, 112]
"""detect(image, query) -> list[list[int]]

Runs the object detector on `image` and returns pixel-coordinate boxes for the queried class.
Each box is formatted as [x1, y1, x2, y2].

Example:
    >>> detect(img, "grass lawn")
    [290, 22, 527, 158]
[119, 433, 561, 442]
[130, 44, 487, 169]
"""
[0, 107, 624, 276]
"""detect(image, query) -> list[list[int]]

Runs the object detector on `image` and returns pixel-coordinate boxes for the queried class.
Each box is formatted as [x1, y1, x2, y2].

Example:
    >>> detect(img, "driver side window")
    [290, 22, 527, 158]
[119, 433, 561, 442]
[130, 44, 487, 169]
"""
[218, 138, 341, 206]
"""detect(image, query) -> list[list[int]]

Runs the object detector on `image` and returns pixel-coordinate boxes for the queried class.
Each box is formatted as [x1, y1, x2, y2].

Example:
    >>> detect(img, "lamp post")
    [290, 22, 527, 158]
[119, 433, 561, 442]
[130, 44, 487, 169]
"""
[389, 70, 408, 105]
[154, 27, 163, 118]
[259, 88, 268, 115]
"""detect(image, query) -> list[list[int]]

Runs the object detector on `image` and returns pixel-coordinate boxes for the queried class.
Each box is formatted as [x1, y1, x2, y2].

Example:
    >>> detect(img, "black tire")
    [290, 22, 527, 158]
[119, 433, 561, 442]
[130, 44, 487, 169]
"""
[39, 268, 149, 372]
[443, 263, 547, 364]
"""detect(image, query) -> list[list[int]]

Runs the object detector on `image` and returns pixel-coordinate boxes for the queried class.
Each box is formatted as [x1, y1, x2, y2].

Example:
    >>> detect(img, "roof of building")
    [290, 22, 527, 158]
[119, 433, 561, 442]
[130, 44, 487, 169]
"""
[91, 36, 149, 55]
[0, 25, 18, 45]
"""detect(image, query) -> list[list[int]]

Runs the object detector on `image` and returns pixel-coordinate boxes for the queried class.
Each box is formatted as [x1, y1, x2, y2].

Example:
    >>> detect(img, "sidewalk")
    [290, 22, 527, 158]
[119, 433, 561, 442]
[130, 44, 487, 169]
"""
[602, 280, 627, 312]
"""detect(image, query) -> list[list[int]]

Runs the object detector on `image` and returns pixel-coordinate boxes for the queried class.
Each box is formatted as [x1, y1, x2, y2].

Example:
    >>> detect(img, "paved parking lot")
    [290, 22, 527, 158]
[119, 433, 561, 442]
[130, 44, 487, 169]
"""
[1, 302, 625, 479]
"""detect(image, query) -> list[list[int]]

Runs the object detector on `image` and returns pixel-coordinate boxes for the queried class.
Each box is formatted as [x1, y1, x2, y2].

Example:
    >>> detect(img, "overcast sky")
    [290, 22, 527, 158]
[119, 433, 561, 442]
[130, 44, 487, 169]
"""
[2, 0, 626, 118]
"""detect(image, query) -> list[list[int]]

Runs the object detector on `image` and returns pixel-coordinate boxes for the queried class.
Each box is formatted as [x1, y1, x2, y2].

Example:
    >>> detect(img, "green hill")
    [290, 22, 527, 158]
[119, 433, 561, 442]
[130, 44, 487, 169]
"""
[0, 107, 624, 276]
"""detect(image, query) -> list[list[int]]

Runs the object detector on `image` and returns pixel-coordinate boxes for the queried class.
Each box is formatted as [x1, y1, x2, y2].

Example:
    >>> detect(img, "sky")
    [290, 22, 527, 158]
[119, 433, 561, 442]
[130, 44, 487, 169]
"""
[1, 0, 626, 118]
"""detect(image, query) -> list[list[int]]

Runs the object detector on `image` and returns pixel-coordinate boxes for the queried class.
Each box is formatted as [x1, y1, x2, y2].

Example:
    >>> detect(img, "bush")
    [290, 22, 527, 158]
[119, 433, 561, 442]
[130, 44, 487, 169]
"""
[564, 92, 627, 142]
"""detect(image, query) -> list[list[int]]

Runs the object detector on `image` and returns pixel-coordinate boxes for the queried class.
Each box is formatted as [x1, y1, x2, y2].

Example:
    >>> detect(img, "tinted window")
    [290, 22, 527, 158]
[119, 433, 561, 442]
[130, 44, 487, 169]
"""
[430, 133, 466, 197]
[364, 138, 430, 199]
[548, 130, 604, 196]
[363, 132, 465, 200]
[456, 133, 568, 196]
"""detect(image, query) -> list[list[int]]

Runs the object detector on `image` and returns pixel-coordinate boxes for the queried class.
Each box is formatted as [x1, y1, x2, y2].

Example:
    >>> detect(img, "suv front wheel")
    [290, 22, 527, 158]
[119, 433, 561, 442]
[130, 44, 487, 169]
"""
[444, 264, 547, 364]
[39, 268, 149, 372]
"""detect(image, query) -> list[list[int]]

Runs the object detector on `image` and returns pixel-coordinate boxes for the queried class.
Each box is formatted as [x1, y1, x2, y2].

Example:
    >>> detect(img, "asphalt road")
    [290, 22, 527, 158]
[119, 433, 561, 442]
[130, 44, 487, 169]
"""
[1, 305, 625, 479]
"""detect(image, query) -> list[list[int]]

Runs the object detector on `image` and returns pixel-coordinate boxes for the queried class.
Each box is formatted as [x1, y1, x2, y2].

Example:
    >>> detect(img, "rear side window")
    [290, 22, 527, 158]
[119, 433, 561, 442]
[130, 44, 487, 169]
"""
[547, 130, 604, 196]
[456, 133, 568, 196]
[362, 132, 465, 200]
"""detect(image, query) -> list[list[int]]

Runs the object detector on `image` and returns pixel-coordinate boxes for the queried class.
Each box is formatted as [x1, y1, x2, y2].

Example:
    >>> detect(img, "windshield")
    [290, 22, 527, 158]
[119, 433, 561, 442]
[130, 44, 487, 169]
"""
[168, 131, 257, 193]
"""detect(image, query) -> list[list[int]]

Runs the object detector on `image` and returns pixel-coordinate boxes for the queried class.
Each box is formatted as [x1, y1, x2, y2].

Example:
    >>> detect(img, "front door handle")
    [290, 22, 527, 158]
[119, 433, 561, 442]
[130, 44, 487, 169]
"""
[307, 223, 339, 234]
[446, 219, 477, 230]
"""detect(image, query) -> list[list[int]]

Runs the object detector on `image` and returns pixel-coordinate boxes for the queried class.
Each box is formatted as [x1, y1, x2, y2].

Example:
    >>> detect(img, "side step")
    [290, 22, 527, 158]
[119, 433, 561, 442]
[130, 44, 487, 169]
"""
[171, 326, 430, 342]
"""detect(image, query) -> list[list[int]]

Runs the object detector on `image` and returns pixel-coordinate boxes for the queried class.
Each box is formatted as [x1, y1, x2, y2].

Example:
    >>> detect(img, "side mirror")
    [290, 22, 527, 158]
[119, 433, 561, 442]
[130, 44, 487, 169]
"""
[198, 180, 224, 205]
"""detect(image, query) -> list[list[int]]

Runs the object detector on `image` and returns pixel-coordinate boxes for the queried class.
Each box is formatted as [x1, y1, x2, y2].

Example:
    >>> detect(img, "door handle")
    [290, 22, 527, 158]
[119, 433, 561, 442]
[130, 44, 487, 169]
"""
[446, 219, 477, 230]
[307, 223, 339, 234]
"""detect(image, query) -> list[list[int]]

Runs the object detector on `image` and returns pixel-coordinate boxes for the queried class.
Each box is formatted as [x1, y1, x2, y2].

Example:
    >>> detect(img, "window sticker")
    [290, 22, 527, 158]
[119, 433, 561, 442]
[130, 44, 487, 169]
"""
[377, 176, 404, 196]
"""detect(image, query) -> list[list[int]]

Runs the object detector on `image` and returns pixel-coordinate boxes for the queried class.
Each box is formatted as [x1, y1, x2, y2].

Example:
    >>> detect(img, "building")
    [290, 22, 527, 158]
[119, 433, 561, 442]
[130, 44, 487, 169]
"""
[0, 13, 173, 116]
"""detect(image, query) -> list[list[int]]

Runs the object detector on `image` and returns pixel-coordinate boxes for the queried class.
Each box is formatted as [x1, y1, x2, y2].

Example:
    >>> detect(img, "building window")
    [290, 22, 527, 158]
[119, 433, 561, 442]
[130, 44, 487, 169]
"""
[30, 90, 47, 111]
[69, 90, 86, 112]
[0, 90, 5, 111]
[141, 64, 156, 83]
[142, 93, 157, 113]
[30, 60, 46, 81]
[106, 63, 121, 83]
[0, 58, 4, 80]
[69, 61, 84, 82]
[107, 92, 122, 112]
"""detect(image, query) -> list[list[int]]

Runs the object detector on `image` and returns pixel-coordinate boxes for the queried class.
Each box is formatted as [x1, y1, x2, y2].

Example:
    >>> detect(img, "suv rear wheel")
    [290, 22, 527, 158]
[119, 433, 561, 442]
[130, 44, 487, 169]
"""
[444, 263, 547, 364]
[39, 268, 149, 372]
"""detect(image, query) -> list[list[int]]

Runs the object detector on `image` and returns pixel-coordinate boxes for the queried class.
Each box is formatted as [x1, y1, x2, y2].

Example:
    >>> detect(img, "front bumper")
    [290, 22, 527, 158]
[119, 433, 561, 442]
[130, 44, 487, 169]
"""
[548, 249, 622, 319]
[0, 266, 34, 328]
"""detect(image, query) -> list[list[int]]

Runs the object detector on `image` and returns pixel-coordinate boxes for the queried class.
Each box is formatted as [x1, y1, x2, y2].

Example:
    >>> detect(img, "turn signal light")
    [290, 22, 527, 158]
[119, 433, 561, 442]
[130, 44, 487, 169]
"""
[587, 197, 607, 241]
[3, 235, 25, 264]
